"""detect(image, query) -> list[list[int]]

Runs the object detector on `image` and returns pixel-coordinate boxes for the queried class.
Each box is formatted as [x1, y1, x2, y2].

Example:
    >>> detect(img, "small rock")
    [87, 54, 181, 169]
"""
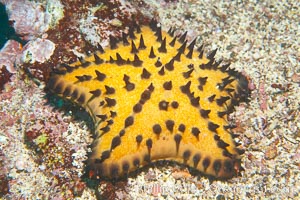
[291, 73, 300, 83]
[0, 135, 8, 145]
[110, 18, 122, 27]
[216, 194, 226, 200]
[171, 170, 191, 179]
[19, 38, 55, 64]
[151, 183, 162, 197]
[0, 40, 22, 73]
[15, 159, 26, 171]
[265, 143, 278, 160]
[39, 164, 46, 171]
[260, 167, 271, 175]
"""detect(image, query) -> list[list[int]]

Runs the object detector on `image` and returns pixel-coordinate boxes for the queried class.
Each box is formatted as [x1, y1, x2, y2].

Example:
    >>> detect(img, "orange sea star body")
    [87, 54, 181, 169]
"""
[47, 20, 249, 179]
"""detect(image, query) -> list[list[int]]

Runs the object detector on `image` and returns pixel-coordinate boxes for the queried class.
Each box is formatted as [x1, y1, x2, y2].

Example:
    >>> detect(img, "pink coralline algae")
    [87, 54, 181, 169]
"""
[1, 0, 51, 40]
[0, 66, 12, 92]
[0, 37, 56, 88]
[0, 40, 22, 73]
[17, 38, 56, 64]
[0, 0, 63, 89]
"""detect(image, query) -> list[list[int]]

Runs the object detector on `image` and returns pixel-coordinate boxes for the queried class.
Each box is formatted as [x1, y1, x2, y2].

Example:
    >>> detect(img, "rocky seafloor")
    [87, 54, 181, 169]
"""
[0, 0, 299, 199]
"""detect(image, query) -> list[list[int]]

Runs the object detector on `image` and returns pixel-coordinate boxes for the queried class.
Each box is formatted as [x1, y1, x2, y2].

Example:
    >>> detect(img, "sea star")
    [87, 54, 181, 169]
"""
[47, 19, 249, 179]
